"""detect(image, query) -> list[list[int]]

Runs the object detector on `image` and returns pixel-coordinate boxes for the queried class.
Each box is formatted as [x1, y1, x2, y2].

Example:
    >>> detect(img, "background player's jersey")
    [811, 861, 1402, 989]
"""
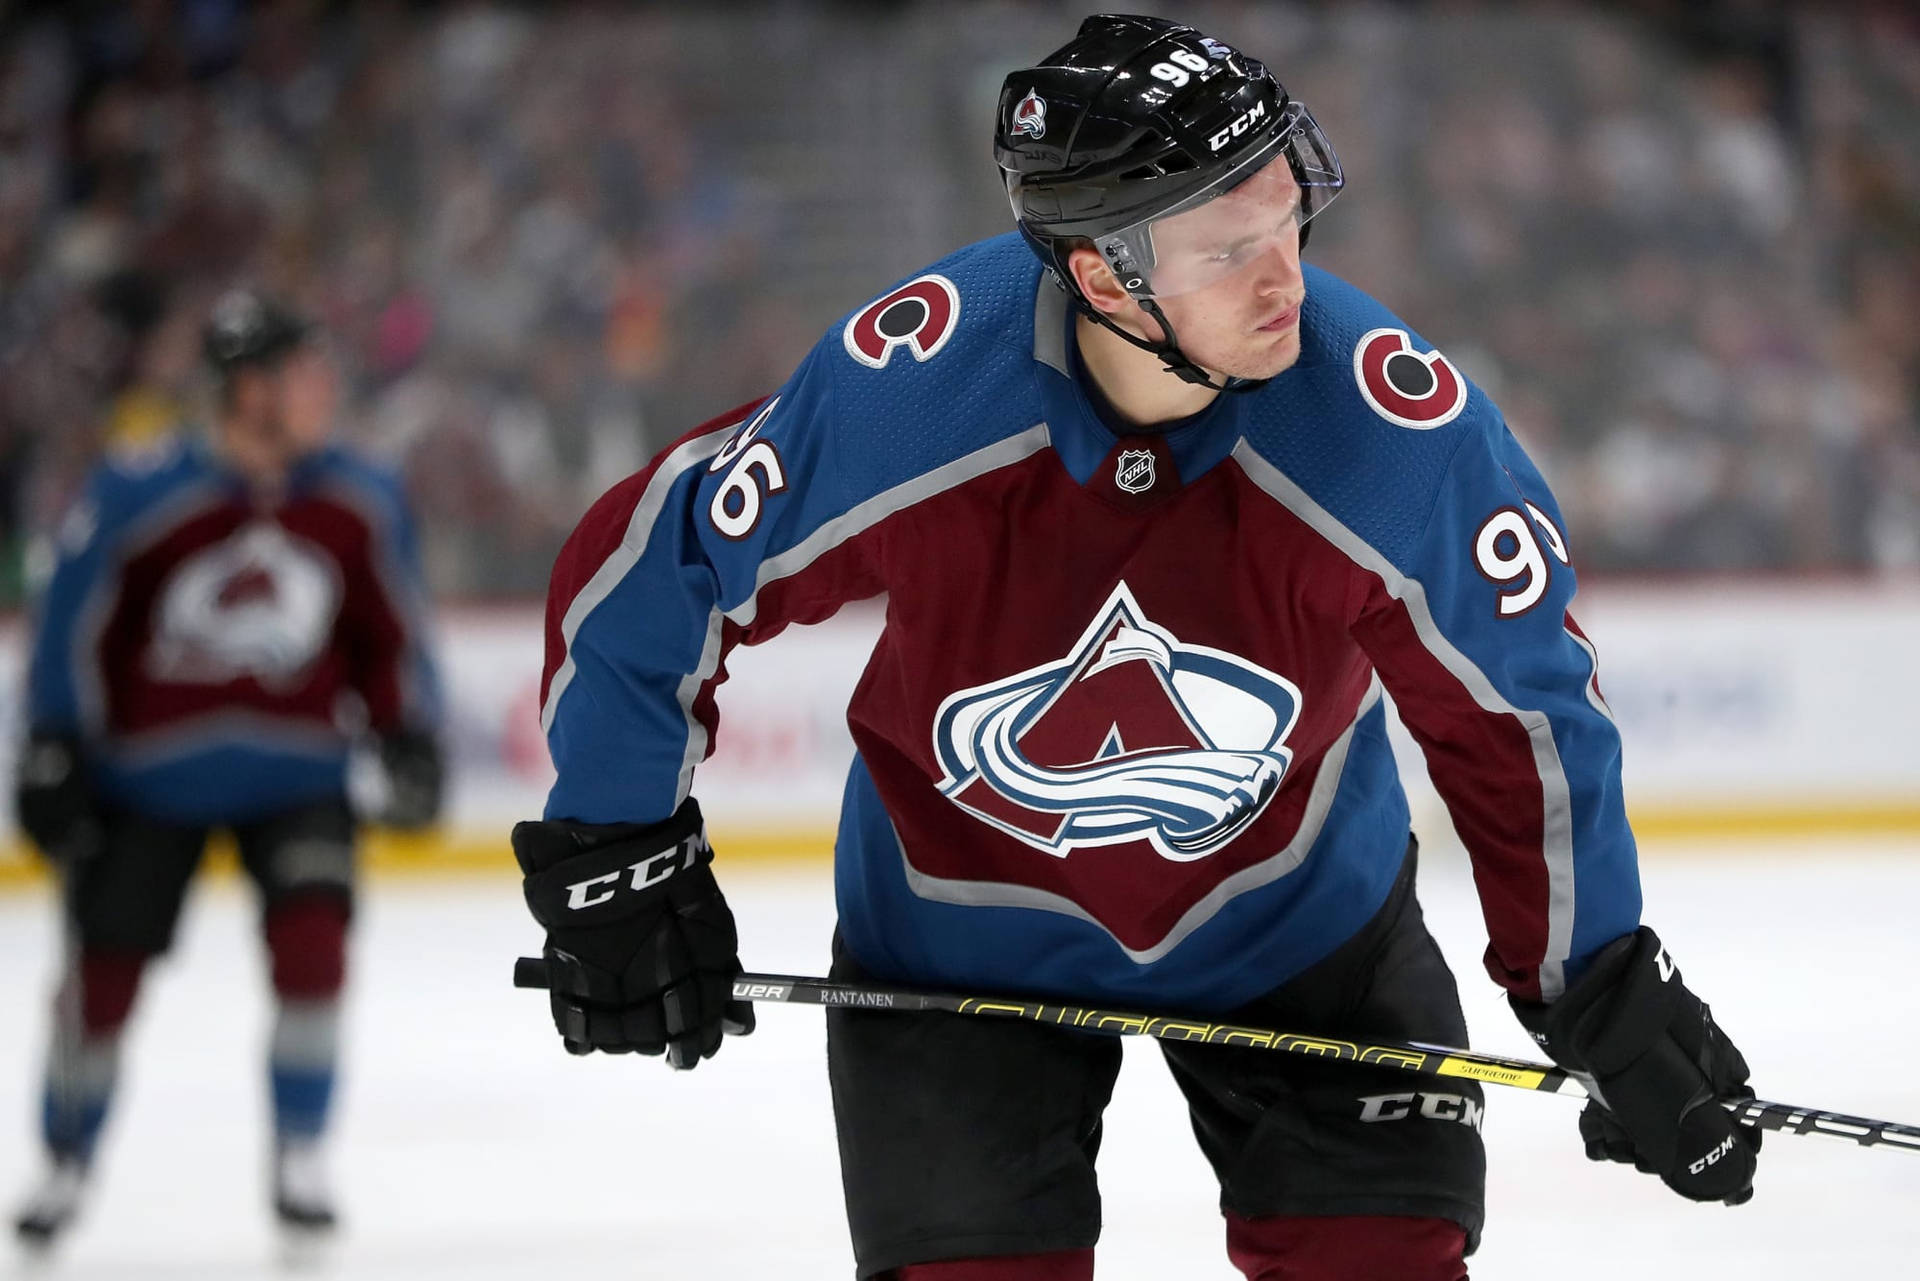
[540, 234, 1641, 1011]
[26, 438, 441, 825]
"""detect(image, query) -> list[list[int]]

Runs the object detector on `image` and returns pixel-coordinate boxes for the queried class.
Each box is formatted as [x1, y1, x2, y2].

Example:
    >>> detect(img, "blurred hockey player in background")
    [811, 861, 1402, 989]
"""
[517, 15, 1759, 1279]
[12, 290, 444, 1249]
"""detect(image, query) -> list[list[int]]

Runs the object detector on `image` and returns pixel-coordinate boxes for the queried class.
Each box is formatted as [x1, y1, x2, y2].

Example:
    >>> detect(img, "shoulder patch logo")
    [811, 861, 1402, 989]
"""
[933, 581, 1302, 863]
[844, 274, 961, 370]
[1353, 327, 1467, 429]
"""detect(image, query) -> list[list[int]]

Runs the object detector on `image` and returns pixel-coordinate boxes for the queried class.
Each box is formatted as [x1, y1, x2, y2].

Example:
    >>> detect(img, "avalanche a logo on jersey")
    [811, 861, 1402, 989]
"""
[933, 582, 1302, 863]
[147, 523, 341, 688]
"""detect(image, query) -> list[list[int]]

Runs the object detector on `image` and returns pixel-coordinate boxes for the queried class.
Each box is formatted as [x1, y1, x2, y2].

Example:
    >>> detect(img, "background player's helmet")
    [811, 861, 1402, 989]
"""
[994, 15, 1344, 387]
[202, 289, 313, 374]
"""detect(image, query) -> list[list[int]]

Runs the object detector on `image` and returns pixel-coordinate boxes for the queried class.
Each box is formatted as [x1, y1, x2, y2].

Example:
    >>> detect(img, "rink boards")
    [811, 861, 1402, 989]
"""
[2, 578, 1918, 884]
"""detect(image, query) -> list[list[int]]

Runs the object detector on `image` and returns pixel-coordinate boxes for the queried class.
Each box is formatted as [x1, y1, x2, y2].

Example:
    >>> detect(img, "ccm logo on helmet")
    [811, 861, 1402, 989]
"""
[1208, 99, 1267, 152]
[1353, 327, 1467, 429]
[844, 274, 962, 370]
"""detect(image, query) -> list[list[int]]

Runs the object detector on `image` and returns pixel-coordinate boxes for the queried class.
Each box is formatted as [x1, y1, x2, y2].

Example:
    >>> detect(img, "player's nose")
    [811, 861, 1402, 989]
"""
[1251, 237, 1303, 295]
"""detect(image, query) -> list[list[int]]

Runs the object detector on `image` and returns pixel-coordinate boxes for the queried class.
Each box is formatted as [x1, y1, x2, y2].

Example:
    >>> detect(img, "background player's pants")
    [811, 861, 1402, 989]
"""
[39, 799, 356, 1164]
[830, 838, 1484, 1279]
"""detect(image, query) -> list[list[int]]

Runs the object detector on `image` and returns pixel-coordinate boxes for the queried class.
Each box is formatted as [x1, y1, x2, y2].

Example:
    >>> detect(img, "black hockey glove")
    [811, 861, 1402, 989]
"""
[377, 728, 444, 829]
[14, 732, 104, 865]
[1513, 926, 1759, 1205]
[512, 797, 753, 1069]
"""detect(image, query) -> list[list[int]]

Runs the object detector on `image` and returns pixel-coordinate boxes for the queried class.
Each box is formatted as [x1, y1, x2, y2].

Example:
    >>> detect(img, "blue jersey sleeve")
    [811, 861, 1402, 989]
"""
[1352, 414, 1641, 1001]
[25, 468, 126, 737]
[539, 348, 886, 826]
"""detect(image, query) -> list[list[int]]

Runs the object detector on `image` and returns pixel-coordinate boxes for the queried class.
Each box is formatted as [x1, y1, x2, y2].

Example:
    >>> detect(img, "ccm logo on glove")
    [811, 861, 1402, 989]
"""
[1688, 1133, 1736, 1175]
[563, 833, 704, 909]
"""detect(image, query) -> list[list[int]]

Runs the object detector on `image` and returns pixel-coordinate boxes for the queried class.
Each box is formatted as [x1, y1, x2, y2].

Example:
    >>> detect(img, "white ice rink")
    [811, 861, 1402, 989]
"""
[4, 838, 1917, 1280]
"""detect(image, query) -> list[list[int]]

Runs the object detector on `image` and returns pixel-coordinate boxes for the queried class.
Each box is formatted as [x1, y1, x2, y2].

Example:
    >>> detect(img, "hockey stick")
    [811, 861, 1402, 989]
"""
[513, 958, 1920, 1154]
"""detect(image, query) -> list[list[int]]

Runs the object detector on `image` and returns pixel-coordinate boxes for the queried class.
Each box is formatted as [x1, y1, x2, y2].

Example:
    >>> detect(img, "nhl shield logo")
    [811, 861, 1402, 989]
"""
[1115, 449, 1156, 494]
[1012, 89, 1047, 140]
[932, 582, 1302, 863]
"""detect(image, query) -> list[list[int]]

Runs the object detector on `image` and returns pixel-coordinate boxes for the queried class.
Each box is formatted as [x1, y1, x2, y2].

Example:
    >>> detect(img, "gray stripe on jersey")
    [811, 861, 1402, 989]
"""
[1230, 441, 1577, 1000]
[674, 609, 727, 811]
[1564, 625, 1616, 724]
[897, 678, 1382, 964]
[1032, 276, 1071, 377]
[696, 426, 1051, 805]
[102, 709, 349, 767]
[724, 424, 1055, 629]
[540, 425, 738, 735]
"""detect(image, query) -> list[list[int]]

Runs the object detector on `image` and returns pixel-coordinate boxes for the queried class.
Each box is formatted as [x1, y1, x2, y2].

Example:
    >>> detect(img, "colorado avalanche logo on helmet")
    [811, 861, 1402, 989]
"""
[1012, 89, 1048, 140]
[933, 582, 1301, 863]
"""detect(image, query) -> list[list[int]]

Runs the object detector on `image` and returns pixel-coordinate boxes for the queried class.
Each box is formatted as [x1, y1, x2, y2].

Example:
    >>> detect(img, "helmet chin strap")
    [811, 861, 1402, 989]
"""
[1073, 288, 1270, 395]
[1138, 298, 1271, 394]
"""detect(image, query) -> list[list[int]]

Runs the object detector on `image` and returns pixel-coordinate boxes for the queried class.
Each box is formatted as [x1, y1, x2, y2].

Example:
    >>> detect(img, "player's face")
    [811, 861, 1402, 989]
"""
[221, 344, 337, 482]
[1144, 161, 1307, 380]
[274, 344, 339, 453]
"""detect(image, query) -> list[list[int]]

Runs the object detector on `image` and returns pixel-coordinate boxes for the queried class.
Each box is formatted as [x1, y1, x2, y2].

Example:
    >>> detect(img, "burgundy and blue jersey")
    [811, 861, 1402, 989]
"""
[539, 233, 1641, 1011]
[26, 438, 440, 825]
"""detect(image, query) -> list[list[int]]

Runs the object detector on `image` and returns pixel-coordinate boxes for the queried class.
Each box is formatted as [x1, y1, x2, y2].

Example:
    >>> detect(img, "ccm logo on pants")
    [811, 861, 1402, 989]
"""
[1357, 1091, 1485, 1132]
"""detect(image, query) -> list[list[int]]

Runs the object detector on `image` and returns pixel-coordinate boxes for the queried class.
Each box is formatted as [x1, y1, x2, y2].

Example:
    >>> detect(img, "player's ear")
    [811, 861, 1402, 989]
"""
[1066, 245, 1131, 318]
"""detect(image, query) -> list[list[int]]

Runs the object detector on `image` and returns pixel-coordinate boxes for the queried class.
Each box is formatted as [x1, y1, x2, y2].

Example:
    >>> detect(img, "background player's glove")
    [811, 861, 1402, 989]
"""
[1513, 926, 1758, 1205]
[14, 732, 104, 865]
[377, 728, 444, 829]
[512, 797, 753, 1069]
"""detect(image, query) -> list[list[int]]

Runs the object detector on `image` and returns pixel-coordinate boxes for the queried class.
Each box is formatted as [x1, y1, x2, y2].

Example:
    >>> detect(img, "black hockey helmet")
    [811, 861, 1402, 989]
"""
[994, 15, 1344, 387]
[202, 288, 313, 374]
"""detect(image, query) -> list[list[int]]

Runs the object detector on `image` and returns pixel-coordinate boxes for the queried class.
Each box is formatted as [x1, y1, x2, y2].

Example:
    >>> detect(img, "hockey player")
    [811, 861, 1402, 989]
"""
[12, 290, 444, 1248]
[516, 16, 1759, 1279]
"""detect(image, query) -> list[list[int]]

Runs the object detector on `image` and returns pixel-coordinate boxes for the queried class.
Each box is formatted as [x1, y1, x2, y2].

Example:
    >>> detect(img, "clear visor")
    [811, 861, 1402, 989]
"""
[1094, 102, 1344, 299]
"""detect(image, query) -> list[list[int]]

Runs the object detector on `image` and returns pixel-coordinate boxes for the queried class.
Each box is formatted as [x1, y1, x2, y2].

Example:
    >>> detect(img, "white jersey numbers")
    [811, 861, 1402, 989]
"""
[708, 397, 788, 540]
[708, 397, 780, 474]
[1473, 504, 1570, 618]
[1523, 500, 1569, 563]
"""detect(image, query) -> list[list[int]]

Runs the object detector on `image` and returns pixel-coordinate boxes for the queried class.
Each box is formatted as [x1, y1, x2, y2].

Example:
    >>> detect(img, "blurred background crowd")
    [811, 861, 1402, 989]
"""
[0, 0, 1916, 600]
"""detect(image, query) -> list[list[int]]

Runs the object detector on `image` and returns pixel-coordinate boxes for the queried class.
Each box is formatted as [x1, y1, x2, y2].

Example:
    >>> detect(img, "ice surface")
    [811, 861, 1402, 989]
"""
[3, 838, 1917, 1279]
